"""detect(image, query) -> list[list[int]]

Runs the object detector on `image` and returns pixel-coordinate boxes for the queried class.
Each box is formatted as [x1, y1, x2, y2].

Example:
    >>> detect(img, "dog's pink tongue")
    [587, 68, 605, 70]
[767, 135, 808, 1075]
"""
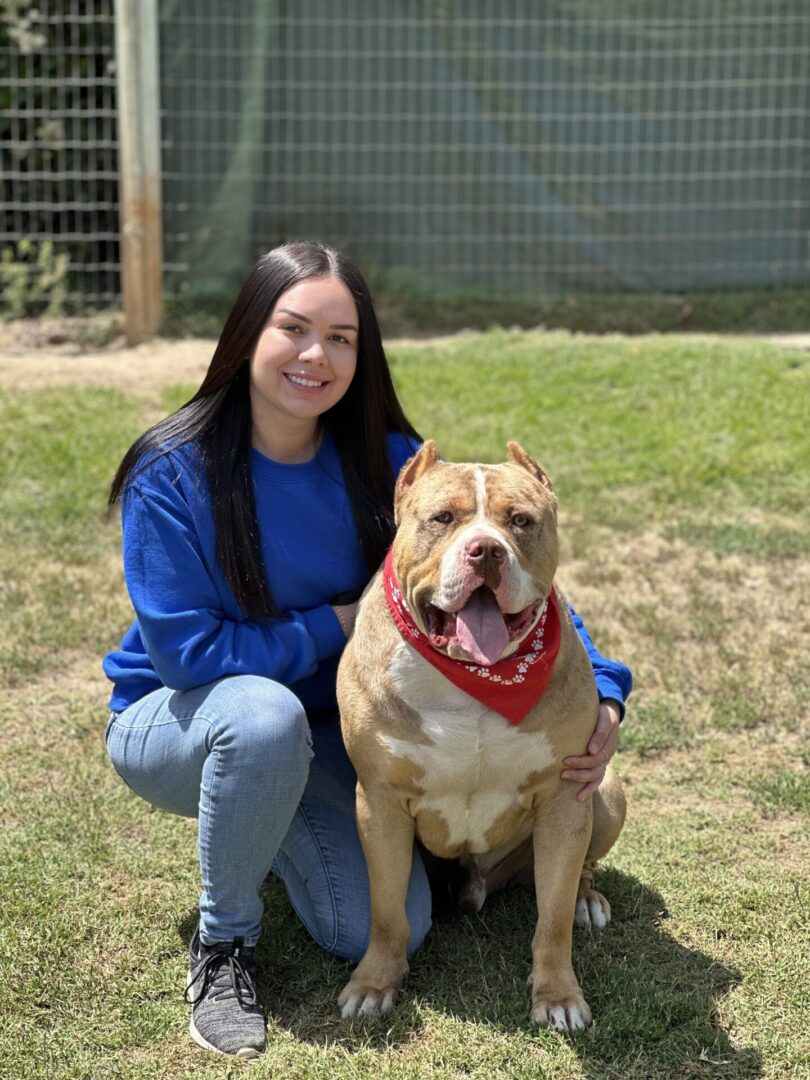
[455, 587, 509, 666]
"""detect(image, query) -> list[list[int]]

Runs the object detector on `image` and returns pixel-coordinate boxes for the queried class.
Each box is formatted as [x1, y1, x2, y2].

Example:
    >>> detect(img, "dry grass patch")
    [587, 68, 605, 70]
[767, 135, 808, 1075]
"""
[0, 326, 212, 404]
[561, 516, 809, 725]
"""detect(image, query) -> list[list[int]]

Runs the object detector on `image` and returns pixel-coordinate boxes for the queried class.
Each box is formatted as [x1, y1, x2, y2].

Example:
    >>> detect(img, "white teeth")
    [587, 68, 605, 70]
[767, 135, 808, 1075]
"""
[287, 373, 325, 388]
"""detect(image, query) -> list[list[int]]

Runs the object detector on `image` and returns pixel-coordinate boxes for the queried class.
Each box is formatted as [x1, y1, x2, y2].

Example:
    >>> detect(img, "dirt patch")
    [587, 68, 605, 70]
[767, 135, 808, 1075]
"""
[761, 332, 810, 351]
[0, 324, 459, 404]
[0, 333, 216, 408]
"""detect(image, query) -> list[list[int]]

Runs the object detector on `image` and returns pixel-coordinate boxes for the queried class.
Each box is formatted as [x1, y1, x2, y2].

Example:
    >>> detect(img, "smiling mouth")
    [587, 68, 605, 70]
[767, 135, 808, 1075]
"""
[422, 586, 540, 666]
[284, 372, 330, 389]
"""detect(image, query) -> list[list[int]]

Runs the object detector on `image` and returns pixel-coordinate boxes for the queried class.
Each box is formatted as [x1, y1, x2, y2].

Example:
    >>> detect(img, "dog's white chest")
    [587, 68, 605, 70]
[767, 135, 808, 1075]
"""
[383, 642, 554, 852]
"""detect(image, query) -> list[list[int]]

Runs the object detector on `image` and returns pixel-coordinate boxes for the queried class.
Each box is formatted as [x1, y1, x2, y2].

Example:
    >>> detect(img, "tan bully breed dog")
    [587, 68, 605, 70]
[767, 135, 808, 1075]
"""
[336, 441, 626, 1032]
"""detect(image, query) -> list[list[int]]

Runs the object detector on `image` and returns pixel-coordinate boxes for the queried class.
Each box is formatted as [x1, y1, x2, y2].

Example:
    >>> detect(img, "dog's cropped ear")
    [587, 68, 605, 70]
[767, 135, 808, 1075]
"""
[507, 441, 554, 492]
[395, 440, 440, 522]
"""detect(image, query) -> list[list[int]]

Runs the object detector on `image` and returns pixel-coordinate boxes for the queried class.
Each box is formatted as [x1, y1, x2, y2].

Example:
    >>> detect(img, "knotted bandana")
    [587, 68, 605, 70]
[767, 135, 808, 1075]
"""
[383, 548, 561, 724]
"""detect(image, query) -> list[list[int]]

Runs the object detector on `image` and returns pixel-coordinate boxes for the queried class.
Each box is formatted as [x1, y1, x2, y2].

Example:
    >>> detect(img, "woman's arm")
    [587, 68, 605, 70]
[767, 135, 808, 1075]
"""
[121, 483, 346, 692]
[565, 604, 632, 800]
[569, 605, 632, 718]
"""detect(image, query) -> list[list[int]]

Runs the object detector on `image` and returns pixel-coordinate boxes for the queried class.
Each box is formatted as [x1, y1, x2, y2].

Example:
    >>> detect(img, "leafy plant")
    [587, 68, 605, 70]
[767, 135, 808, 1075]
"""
[0, 238, 70, 318]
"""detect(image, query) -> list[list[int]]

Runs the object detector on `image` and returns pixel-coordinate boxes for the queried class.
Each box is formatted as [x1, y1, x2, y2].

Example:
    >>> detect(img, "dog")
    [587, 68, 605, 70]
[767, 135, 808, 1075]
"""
[336, 441, 626, 1031]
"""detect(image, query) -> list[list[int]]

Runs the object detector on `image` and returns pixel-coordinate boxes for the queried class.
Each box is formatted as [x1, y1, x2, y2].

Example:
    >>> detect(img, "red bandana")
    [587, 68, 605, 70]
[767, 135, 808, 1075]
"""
[383, 548, 561, 724]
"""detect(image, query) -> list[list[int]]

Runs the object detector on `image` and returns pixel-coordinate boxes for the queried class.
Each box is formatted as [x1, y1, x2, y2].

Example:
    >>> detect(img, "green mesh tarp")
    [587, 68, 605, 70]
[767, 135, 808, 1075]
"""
[158, 1, 810, 301]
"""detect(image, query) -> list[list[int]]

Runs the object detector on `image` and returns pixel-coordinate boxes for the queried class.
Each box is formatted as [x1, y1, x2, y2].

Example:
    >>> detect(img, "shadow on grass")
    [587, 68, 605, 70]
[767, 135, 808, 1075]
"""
[178, 869, 761, 1078]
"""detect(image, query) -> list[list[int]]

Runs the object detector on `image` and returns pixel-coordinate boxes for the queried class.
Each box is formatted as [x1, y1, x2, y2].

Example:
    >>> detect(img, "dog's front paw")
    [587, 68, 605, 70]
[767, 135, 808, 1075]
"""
[527, 972, 592, 1032]
[574, 885, 611, 929]
[338, 945, 409, 1019]
[339, 978, 399, 1019]
[530, 992, 592, 1032]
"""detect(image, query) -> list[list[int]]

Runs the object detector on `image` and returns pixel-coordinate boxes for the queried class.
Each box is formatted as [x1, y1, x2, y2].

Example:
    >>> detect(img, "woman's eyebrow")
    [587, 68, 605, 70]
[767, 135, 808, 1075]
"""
[277, 307, 311, 323]
[277, 307, 358, 332]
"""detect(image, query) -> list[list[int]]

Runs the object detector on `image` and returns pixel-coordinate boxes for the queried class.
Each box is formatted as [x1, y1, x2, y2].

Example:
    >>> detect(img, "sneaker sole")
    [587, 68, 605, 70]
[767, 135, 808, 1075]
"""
[189, 1015, 262, 1060]
[186, 967, 264, 1060]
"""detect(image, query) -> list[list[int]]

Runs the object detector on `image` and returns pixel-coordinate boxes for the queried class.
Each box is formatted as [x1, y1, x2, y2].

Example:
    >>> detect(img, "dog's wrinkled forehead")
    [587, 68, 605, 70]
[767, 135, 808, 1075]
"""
[405, 462, 553, 521]
[394, 441, 557, 530]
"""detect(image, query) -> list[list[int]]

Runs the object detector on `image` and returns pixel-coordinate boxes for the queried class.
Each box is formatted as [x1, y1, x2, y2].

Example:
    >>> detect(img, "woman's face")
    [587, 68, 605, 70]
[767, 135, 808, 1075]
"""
[249, 274, 359, 433]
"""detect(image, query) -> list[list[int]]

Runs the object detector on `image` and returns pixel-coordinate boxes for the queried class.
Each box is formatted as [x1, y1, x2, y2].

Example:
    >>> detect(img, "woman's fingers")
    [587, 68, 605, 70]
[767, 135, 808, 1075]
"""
[563, 750, 609, 769]
[587, 725, 610, 757]
[561, 765, 604, 782]
[560, 762, 607, 799]
[561, 700, 621, 798]
[576, 777, 603, 802]
[589, 706, 620, 755]
[588, 734, 607, 756]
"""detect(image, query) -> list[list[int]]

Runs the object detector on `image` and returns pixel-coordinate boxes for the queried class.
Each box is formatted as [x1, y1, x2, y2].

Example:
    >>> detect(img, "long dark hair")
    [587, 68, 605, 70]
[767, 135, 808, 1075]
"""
[109, 240, 420, 620]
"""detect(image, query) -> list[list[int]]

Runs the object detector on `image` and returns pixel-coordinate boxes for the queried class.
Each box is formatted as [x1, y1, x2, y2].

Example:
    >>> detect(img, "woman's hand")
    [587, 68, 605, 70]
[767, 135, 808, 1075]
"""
[332, 602, 359, 640]
[561, 700, 621, 802]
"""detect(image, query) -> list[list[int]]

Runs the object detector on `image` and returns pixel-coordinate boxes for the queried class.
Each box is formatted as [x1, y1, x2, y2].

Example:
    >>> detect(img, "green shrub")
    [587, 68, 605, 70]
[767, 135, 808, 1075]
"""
[0, 238, 70, 318]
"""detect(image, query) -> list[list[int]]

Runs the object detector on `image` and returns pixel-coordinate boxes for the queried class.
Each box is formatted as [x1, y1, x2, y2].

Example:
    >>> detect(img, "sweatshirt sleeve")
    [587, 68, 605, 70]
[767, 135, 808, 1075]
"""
[121, 481, 344, 692]
[569, 604, 633, 719]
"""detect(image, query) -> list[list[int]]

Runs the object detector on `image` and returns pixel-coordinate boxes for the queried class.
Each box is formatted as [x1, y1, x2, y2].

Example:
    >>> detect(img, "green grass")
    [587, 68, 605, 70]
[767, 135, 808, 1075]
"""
[750, 770, 810, 816]
[671, 519, 810, 559]
[386, 332, 810, 529]
[0, 386, 142, 561]
[2, 330, 809, 1079]
[709, 687, 767, 733]
[618, 701, 688, 756]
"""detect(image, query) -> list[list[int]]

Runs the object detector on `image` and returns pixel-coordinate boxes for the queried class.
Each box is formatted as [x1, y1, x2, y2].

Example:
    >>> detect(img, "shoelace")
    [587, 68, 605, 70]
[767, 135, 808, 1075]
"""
[184, 939, 259, 1008]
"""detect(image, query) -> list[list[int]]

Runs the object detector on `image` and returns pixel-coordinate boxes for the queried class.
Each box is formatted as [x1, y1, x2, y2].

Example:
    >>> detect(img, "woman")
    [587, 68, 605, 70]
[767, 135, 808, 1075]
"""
[103, 240, 631, 1059]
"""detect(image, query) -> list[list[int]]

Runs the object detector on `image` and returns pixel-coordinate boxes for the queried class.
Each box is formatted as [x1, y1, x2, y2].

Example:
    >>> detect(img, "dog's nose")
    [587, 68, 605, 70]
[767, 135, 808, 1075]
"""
[465, 537, 505, 563]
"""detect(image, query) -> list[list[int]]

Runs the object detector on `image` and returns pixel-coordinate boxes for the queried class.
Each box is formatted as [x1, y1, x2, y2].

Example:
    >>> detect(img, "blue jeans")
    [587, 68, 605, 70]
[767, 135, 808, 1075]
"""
[105, 674, 432, 956]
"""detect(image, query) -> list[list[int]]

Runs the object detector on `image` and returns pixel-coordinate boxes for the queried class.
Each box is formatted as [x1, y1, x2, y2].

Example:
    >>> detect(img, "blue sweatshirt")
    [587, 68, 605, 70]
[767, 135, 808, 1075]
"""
[104, 433, 632, 714]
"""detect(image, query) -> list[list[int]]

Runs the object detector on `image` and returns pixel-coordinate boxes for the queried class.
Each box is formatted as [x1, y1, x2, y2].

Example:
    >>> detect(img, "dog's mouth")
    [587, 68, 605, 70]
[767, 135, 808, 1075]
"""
[422, 586, 540, 666]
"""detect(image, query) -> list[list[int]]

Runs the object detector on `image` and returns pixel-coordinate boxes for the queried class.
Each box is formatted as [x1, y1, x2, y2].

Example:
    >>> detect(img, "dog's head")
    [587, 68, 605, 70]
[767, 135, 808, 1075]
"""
[392, 441, 559, 666]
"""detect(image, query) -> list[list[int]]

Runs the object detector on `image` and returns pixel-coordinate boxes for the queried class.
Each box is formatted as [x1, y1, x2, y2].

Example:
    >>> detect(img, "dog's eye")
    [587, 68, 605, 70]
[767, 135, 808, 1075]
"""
[432, 510, 454, 525]
[511, 513, 533, 528]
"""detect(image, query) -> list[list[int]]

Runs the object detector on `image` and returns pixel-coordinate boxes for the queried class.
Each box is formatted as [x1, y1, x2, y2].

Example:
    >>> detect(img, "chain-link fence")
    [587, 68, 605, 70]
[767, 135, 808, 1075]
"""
[1, 0, 117, 312]
[2, 1, 809, 314]
[159, 0, 810, 303]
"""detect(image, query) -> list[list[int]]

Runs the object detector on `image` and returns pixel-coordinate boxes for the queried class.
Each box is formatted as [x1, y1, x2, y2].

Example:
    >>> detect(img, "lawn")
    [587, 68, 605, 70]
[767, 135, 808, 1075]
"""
[1, 329, 808, 1079]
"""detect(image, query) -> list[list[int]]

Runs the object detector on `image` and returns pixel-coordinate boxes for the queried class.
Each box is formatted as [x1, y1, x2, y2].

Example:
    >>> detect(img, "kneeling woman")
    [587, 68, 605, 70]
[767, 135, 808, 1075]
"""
[103, 240, 632, 1059]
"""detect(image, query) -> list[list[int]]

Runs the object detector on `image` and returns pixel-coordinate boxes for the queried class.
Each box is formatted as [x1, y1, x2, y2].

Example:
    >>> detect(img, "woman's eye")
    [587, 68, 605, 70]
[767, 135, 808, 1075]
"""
[432, 511, 454, 525]
[511, 513, 532, 528]
[330, 334, 350, 345]
[281, 323, 302, 333]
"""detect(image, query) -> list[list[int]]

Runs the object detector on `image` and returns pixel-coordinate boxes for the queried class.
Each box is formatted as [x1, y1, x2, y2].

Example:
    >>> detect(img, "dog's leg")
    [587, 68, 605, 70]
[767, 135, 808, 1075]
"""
[528, 793, 593, 1032]
[338, 783, 415, 1018]
[575, 765, 626, 929]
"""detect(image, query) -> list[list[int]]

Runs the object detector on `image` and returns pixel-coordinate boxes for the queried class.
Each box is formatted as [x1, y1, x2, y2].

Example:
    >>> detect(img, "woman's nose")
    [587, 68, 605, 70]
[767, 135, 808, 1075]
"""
[298, 337, 328, 364]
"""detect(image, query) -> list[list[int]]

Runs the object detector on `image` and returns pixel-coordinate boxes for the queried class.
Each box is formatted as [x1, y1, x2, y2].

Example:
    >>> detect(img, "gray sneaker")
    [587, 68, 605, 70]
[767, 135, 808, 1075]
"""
[184, 928, 266, 1058]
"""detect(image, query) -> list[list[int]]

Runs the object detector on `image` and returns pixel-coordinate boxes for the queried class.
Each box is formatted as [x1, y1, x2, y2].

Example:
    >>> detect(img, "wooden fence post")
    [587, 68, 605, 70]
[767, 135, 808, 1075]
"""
[114, 0, 163, 345]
